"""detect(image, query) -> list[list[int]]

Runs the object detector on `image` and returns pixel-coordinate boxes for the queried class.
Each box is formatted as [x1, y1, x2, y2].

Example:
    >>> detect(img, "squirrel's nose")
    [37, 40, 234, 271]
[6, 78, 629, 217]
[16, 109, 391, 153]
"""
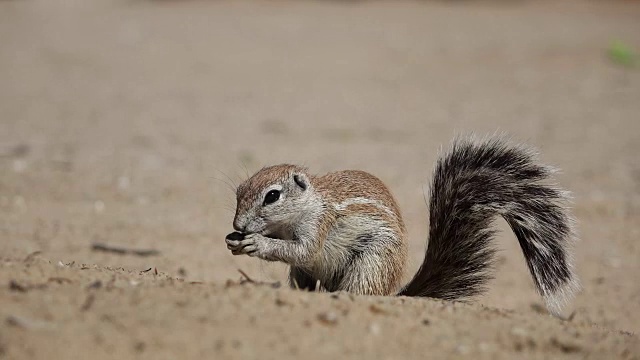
[233, 220, 245, 233]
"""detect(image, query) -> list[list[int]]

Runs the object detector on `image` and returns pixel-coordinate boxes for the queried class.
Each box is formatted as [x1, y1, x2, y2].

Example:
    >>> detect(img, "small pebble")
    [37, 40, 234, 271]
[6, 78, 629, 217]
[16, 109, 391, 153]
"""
[94, 200, 105, 214]
[12, 159, 27, 173]
[133, 341, 146, 353]
[14, 196, 26, 210]
[177, 267, 187, 277]
[510, 327, 528, 337]
[479, 342, 492, 352]
[456, 344, 470, 354]
[117, 176, 130, 190]
[607, 257, 622, 268]
[530, 303, 546, 314]
[317, 311, 338, 325]
[368, 323, 381, 335]
[86, 280, 102, 290]
[368, 303, 389, 315]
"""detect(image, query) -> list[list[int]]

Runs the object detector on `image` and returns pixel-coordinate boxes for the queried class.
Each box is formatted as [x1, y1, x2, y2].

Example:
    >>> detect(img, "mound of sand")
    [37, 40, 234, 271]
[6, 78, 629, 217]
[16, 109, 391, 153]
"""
[1, 257, 638, 359]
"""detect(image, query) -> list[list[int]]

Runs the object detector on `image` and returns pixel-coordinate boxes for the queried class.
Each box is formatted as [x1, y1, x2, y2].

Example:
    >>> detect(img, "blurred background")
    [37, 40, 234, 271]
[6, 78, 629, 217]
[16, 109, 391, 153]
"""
[1, 0, 639, 334]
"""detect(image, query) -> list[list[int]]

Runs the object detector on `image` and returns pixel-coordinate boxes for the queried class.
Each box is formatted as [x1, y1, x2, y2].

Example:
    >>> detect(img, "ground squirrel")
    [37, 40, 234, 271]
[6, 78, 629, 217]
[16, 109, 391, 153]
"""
[225, 136, 579, 316]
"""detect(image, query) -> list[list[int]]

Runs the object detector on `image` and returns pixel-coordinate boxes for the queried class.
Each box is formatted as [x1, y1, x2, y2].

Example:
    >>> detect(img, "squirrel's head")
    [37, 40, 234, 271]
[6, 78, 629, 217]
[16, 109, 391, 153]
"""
[233, 164, 314, 239]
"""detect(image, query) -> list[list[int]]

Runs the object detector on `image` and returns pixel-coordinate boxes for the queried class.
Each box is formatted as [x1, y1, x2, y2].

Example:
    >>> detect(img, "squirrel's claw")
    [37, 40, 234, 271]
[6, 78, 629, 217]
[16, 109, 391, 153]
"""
[226, 233, 260, 256]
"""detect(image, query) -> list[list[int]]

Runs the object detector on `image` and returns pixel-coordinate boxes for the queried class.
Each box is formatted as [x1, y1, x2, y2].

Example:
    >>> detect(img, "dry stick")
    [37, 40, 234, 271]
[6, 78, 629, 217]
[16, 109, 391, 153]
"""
[48, 277, 72, 284]
[23, 251, 42, 263]
[91, 243, 160, 257]
[81, 294, 96, 312]
[292, 278, 300, 290]
[235, 269, 282, 289]
[9, 280, 27, 292]
[237, 269, 256, 283]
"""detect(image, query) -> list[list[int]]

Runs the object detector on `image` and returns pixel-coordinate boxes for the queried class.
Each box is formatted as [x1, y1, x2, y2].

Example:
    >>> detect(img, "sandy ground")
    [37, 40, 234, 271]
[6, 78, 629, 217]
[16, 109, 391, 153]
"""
[1, 0, 640, 358]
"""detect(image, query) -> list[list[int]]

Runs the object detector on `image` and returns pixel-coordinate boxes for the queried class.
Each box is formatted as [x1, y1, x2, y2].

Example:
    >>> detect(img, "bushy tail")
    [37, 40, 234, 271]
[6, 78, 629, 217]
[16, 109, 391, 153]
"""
[398, 136, 578, 316]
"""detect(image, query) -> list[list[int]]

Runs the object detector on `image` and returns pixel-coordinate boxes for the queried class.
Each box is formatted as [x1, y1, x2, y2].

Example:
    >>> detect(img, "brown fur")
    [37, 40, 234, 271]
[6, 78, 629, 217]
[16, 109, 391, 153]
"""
[230, 164, 408, 295]
[227, 136, 578, 316]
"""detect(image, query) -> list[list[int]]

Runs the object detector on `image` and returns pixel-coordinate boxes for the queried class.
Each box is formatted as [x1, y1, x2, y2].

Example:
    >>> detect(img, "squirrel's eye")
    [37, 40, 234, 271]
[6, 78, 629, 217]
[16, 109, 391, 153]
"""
[263, 190, 280, 206]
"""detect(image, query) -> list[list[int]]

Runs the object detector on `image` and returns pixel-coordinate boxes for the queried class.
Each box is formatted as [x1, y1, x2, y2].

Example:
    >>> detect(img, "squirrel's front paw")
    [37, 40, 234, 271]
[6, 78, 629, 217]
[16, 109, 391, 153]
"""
[226, 233, 268, 258]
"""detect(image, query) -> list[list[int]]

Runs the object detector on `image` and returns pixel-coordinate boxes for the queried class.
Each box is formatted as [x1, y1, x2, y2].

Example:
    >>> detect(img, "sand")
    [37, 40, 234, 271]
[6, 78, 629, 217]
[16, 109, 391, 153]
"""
[1, 0, 639, 358]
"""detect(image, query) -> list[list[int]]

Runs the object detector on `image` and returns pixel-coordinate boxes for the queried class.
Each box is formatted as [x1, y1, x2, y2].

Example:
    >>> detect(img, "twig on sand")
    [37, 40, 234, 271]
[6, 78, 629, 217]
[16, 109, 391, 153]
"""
[91, 243, 160, 257]
[23, 251, 42, 263]
[81, 294, 96, 312]
[238, 269, 256, 283]
[6, 315, 52, 330]
[232, 269, 281, 289]
[9, 280, 27, 292]
[48, 277, 72, 284]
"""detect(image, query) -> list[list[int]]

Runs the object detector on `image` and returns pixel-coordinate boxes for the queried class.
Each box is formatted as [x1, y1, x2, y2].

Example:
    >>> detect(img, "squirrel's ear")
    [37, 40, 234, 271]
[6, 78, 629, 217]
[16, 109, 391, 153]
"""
[293, 173, 308, 191]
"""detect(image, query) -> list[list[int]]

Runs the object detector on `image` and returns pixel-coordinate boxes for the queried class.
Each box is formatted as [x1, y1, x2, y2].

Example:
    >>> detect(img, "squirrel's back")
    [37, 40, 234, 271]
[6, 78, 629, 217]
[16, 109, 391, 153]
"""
[308, 170, 408, 295]
[315, 170, 404, 220]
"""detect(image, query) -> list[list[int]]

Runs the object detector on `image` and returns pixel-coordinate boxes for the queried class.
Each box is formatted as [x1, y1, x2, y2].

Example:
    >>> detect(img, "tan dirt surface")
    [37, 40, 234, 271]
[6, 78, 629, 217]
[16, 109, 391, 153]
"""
[1, 0, 639, 359]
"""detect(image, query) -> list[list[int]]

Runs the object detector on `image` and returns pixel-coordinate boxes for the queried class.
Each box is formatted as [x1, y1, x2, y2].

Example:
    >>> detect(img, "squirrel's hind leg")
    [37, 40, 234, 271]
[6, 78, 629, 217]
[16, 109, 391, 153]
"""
[338, 245, 406, 296]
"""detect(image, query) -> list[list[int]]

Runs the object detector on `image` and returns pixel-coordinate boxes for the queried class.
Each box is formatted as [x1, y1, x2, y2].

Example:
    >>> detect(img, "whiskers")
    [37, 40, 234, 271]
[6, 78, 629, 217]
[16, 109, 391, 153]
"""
[209, 164, 254, 214]
[211, 169, 239, 194]
[208, 170, 238, 216]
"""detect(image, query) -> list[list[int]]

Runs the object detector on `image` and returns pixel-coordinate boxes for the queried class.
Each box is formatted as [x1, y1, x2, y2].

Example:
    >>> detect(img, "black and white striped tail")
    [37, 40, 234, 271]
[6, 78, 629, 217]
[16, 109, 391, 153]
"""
[399, 136, 579, 316]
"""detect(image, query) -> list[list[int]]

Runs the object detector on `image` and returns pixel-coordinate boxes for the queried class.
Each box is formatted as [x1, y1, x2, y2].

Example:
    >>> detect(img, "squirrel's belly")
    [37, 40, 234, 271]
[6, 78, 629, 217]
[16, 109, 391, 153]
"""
[309, 215, 405, 294]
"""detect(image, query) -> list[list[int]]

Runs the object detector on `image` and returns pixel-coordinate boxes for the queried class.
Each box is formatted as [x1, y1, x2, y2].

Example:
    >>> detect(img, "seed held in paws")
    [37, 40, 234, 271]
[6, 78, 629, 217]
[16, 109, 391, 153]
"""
[225, 232, 245, 241]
